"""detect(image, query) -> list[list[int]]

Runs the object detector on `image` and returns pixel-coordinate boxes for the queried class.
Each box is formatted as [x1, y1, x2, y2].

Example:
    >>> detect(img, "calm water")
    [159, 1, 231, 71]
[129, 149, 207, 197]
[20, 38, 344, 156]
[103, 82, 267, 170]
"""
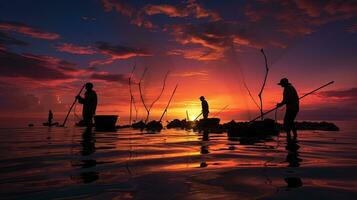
[0, 122, 356, 200]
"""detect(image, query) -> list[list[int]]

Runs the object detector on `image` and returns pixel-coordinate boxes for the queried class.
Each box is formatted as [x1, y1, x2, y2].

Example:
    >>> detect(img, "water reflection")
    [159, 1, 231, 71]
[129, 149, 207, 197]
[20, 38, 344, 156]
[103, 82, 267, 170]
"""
[81, 128, 95, 156]
[285, 139, 302, 168]
[71, 127, 99, 183]
[1, 125, 356, 199]
[284, 139, 303, 189]
[200, 131, 210, 168]
[284, 177, 303, 188]
[200, 131, 210, 155]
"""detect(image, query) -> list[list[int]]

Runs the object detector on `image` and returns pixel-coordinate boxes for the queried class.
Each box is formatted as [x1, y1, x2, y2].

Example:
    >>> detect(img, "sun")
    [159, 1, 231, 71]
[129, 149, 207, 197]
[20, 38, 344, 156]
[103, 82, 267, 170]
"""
[189, 115, 197, 121]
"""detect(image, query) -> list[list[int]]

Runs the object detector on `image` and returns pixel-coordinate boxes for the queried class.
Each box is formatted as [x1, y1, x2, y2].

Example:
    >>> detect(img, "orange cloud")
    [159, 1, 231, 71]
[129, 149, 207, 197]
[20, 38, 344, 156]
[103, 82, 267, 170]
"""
[168, 48, 224, 61]
[171, 70, 209, 78]
[168, 22, 277, 61]
[144, 4, 189, 17]
[56, 43, 96, 55]
[101, 0, 154, 29]
[102, 0, 220, 30]
[144, 0, 220, 21]
[101, 0, 134, 16]
[0, 21, 60, 40]
[294, 0, 322, 17]
[186, 0, 221, 21]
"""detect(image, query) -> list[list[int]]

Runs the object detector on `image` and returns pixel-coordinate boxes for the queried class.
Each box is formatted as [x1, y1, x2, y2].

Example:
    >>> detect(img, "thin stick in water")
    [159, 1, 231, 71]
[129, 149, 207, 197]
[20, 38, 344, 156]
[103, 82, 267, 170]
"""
[258, 48, 269, 120]
[160, 84, 178, 122]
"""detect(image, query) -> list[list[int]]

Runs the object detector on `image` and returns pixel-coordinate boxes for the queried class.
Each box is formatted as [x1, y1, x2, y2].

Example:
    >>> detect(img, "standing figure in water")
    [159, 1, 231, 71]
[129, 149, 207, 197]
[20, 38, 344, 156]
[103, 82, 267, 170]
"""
[277, 78, 299, 141]
[44, 110, 58, 126]
[76, 82, 97, 127]
[48, 110, 53, 125]
[200, 96, 209, 119]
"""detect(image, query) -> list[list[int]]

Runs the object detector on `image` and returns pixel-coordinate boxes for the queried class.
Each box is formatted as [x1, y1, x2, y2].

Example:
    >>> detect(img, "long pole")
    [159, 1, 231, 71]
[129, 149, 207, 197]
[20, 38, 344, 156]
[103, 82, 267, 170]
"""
[194, 113, 202, 121]
[212, 105, 229, 118]
[249, 81, 334, 122]
[159, 84, 178, 122]
[61, 84, 85, 127]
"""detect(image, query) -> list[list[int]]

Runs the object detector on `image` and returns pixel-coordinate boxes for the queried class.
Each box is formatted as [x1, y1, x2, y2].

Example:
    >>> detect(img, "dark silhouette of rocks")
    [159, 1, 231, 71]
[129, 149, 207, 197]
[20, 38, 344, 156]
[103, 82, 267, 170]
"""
[165, 118, 339, 136]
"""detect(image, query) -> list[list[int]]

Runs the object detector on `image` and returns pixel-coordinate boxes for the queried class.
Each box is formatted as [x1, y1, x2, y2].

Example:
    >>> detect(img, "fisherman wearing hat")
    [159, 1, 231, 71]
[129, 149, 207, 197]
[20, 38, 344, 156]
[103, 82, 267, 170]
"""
[76, 82, 98, 127]
[277, 78, 299, 141]
[200, 96, 209, 119]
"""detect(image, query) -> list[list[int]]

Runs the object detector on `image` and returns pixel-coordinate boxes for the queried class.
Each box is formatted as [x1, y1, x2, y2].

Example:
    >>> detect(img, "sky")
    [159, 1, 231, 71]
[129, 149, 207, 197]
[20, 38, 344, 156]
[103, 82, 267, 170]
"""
[0, 0, 356, 123]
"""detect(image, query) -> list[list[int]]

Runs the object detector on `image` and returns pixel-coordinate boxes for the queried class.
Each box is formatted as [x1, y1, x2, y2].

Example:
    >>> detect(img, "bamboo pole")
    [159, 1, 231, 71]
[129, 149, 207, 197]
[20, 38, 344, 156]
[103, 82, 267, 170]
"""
[61, 84, 85, 127]
[212, 105, 229, 118]
[159, 84, 178, 122]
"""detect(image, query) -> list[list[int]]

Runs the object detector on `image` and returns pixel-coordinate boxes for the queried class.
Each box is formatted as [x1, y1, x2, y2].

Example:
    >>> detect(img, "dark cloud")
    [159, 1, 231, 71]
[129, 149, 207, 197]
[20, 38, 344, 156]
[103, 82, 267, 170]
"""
[0, 82, 38, 111]
[299, 106, 357, 120]
[244, 0, 357, 37]
[0, 49, 73, 80]
[96, 41, 148, 57]
[0, 92, 39, 111]
[0, 82, 67, 112]
[347, 24, 357, 33]
[0, 20, 60, 40]
[90, 41, 150, 65]
[319, 87, 357, 100]
[90, 72, 128, 84]
[0, 31, 28, 47]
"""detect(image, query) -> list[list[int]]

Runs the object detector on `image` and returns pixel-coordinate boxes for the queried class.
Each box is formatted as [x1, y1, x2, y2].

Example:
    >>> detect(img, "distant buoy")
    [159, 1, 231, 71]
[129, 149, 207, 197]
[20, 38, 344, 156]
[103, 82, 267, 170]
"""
[28, 124, 34, 127]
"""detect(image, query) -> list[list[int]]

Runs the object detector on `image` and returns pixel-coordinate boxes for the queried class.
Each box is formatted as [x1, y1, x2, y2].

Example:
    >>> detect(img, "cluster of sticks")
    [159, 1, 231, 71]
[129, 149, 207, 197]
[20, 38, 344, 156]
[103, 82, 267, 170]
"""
[244, 49, 270, 120]
[128, 66, 178, 124]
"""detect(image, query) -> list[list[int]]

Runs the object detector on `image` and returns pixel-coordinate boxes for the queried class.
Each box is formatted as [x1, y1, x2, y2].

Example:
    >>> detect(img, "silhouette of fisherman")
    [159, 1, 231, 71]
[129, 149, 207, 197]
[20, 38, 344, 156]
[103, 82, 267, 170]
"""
[76, 82, 97, 127]
[200, 96, 209, 119]
[48, 110, 53, 125]
[277, 78, 299, 141]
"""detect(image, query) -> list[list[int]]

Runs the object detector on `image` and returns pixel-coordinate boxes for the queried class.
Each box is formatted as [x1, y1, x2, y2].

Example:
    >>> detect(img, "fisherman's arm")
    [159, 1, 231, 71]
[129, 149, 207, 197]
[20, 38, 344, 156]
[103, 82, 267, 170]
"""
[76, 95, 85, 104]
[277, 89, 288, 107]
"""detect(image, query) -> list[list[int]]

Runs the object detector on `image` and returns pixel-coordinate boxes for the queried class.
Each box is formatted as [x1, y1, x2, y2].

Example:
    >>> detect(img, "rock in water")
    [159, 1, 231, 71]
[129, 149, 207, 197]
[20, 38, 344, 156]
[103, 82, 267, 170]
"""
[146, 120, 163, 132]
[195, 118, 221, 131]
[167, 119, 184, 129]
[132, 121, 146, 129]
[94, 115, 118, 131]
[295, 121, 339, 131]
[167, 119, 195, 129]
[227, 118, 279, 138]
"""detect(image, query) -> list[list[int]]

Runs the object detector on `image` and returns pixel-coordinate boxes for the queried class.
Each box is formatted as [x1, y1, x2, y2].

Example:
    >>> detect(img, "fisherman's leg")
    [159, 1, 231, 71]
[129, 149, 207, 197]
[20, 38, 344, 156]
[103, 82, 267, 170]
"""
[291, 110, 298, 140]
[284, 114, 292, 141]
[203, 112, 208, 119]
[83, 114, 93, 127]
[292, 123, 297, 140]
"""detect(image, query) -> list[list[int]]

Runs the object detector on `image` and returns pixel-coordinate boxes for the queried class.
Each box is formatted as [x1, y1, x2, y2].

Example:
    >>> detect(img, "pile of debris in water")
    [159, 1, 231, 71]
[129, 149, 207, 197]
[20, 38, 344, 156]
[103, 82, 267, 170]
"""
[294, 121, 339, 131]
[114, 118, 339, 136]
[166, 118, 340, 135]
[118, 120, 164, 132]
